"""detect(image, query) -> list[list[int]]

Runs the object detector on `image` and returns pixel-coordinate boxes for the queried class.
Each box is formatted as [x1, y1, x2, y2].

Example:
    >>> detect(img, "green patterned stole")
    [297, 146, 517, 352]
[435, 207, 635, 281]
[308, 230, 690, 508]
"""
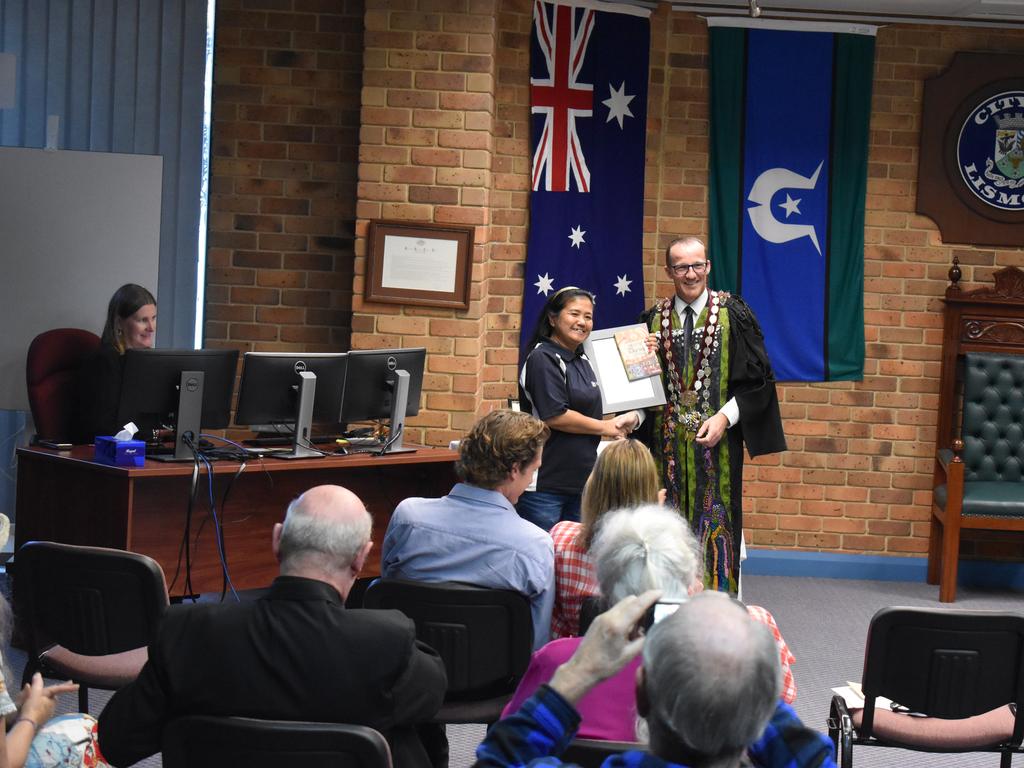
[649, 295, 737, 594]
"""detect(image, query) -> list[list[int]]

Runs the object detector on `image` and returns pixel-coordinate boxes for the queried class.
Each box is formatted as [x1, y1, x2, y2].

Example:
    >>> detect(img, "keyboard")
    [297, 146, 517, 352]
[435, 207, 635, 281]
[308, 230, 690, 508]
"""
[244, 435, 342, 447]
[146, 439, 217, 457]
[342, 437, 383, 448]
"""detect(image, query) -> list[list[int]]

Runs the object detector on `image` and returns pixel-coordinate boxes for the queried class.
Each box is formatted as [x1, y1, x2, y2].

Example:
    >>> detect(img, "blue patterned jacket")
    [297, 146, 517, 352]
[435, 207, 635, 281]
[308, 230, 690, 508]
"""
[474, 684, 836, 768]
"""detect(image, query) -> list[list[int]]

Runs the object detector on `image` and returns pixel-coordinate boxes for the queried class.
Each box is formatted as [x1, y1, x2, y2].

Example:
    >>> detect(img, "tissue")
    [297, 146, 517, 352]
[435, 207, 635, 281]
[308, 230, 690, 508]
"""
[114, 422, 139, 441]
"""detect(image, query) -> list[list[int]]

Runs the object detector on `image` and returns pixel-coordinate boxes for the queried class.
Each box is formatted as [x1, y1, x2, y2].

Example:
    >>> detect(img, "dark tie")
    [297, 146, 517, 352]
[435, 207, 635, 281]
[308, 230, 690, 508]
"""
[683, 306, 694, 355]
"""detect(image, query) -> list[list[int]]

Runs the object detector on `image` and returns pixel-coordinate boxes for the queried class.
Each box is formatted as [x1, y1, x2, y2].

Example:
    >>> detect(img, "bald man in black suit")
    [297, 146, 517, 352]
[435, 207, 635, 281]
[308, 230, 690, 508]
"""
[99, 485, 447, 767]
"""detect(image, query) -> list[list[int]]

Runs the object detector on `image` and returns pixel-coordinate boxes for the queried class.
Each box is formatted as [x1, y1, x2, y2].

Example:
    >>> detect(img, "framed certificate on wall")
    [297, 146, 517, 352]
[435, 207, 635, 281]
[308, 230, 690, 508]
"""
[365, 220, 475, 309]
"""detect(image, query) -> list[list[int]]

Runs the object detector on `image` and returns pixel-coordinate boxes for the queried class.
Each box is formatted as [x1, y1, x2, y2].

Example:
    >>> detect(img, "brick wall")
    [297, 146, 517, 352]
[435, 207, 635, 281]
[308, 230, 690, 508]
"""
[207, 0, 364, 357]
[355, 5, 1024, 559]
[208, 3, 1024, 560]
[751, 23, 1024, 558]
[352, 2, 499, 447]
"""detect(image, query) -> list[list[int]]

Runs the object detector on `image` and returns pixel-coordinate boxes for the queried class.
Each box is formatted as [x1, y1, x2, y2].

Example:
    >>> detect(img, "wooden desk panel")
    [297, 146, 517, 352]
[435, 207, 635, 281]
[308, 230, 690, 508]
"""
[15, 446, 458, 597]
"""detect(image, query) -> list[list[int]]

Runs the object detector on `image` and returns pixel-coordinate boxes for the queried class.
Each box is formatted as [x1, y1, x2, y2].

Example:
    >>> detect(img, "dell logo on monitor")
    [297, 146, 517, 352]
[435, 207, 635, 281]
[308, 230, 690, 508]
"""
[387, 356, 398, 371]
[293, 361, 307, 374]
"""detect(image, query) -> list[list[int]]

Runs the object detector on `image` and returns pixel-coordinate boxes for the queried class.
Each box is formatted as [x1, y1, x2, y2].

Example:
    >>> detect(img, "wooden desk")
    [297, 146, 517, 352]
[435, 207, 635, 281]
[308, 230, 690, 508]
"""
[14, 445, 458, 597]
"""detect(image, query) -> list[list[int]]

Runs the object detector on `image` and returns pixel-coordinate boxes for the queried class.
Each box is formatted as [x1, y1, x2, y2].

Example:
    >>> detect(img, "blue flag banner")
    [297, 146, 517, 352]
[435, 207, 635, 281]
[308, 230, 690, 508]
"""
[709, 19, 875, 382]
[519, 1, 650, 354]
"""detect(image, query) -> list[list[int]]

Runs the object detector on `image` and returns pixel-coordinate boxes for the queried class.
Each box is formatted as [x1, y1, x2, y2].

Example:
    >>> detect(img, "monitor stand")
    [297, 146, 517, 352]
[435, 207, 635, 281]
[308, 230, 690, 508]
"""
[382, 369, 415, 454]
[278, 371, 324, 460]
[151, 370, 205, 462]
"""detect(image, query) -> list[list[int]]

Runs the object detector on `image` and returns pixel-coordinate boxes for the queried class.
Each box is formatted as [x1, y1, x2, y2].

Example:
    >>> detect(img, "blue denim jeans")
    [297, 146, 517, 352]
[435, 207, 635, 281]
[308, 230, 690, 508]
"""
[516, 490, 581, 532]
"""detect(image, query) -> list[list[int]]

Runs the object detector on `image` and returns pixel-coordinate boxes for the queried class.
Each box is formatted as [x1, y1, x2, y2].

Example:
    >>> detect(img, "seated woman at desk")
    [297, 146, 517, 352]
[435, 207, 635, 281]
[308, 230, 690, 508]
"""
[72, 284, 157, 444]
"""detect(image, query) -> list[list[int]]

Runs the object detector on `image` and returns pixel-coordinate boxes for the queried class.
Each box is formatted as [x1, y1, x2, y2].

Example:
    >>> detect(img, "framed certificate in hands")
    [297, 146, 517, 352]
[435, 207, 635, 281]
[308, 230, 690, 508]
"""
[583, 323, 667, 414]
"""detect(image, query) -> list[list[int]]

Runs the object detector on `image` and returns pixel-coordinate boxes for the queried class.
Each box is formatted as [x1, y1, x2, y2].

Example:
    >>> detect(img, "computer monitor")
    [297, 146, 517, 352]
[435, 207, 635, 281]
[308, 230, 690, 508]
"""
[234, 352, 349, 459]
[339, 348, 425, 454]
[117, 349, 239, 461]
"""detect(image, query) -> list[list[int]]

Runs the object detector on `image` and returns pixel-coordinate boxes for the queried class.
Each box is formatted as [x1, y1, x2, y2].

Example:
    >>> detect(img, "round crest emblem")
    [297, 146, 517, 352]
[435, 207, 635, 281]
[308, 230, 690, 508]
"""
[957, 90, 1024, 211]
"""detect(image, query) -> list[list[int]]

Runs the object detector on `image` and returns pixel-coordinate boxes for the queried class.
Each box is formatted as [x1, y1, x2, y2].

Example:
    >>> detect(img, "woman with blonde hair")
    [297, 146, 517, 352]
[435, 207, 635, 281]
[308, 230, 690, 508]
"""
[549, 439, 663, 638]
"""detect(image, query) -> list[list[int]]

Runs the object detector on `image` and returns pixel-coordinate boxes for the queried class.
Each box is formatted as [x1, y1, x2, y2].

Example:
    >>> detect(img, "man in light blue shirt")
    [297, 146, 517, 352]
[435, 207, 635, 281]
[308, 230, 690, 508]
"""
[383, 410, 555, 650]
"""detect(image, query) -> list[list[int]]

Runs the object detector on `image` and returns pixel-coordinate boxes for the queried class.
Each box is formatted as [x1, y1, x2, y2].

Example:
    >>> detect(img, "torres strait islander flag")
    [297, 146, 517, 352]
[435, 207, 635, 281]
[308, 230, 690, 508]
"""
[519, 1, 650, 355]
[708, 19, 875, 382]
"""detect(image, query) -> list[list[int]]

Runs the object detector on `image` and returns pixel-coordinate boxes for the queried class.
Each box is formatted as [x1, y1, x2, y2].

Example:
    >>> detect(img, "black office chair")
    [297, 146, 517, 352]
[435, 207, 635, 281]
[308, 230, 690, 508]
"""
[827, 606, 1024, 768]
[344, 576, 377, 609]
[162, 716, 392, 768]
[561, 738, 646, 766]
[14, 541, 169, 713]
[578, 594, 604, 635]
[363, 579, 533, 724]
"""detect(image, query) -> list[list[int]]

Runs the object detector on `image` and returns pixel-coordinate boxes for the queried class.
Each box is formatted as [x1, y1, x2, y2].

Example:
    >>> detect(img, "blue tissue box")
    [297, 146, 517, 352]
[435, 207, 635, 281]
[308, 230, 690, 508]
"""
[94, 436, 146, 467]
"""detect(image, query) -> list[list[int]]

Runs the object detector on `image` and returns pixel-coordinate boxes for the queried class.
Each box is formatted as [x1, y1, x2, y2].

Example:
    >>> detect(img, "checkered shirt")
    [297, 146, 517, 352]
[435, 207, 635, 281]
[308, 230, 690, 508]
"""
[550, 521, 598, 639]
[746, 603, 798, 703]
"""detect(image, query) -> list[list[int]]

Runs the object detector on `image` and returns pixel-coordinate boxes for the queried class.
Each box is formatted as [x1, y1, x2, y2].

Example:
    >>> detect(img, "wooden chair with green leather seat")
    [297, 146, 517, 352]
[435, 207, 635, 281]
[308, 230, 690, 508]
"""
[929, 264, 1024, 602]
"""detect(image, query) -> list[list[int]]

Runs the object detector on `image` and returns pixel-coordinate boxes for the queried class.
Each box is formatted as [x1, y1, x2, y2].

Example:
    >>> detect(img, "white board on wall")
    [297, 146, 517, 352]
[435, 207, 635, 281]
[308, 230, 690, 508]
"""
[0, 146, 162, 412]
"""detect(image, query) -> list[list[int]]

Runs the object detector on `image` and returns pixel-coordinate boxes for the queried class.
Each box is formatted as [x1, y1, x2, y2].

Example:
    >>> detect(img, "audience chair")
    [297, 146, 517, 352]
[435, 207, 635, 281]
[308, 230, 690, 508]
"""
[344, 575, 378, 609]
[929, 265, 1024, 602]
[25, 328, 100, 443]
[562, 738, 646, 766]
[14, 541, 169, 713]
[827, 606, 1024, 768]
[363, 579, 533, 725]
[162, 716, 392, 768]
[578, 595, 603, 635]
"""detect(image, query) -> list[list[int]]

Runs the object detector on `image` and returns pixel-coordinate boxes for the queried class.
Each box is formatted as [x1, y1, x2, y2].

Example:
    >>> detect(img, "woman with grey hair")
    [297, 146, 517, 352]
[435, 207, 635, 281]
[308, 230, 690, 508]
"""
[500, 504, 796, 741]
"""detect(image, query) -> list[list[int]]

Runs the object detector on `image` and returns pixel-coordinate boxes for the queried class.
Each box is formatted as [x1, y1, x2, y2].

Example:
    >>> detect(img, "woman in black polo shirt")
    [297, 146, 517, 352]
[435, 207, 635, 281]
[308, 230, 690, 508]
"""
[517, 287, 640, 531]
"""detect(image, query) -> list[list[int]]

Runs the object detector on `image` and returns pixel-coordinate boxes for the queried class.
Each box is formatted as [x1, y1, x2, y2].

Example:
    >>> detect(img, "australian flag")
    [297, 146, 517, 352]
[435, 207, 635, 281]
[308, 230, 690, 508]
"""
[519, 1, 650, 353]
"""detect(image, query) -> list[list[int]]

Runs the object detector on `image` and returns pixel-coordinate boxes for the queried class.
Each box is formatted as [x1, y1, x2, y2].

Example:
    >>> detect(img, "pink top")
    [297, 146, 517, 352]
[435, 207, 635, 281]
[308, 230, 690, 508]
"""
[503, 605, 798, 741]
[501, 637, 642, 741]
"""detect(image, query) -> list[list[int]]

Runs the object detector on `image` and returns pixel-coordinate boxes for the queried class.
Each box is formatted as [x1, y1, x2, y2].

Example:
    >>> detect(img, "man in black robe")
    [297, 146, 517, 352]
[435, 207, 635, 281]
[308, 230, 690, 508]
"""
[641, 236, 786, 593]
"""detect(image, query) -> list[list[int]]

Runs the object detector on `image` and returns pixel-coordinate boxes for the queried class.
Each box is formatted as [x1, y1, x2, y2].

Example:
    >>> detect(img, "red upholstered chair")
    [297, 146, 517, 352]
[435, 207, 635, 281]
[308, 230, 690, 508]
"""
[25, 328, 100, 443]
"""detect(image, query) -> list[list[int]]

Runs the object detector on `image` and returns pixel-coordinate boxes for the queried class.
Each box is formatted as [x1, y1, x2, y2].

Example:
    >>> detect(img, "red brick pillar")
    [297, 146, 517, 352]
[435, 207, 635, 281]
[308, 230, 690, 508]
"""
[354, 4, 498, 445]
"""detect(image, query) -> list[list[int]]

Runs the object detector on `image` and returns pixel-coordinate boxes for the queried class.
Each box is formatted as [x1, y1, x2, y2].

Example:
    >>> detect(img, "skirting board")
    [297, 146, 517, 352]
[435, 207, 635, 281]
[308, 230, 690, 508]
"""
[744, 549, 1024, 590]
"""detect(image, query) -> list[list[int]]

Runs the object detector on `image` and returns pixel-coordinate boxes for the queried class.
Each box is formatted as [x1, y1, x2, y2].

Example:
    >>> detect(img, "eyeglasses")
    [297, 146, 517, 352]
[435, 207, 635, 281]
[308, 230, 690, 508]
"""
[668, 261, 708, 276]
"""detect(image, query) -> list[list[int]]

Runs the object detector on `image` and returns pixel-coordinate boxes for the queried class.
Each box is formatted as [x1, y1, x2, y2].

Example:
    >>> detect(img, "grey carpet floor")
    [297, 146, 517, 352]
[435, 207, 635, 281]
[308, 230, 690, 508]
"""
[22, 575, 1024, 766]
